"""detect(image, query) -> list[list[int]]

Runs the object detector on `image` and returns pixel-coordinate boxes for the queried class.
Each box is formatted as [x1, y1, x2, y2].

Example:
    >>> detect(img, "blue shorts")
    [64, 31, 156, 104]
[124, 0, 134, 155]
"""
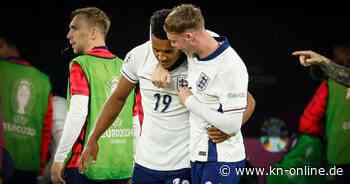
[64, 168, 88, 184]
[191, 160, 246, 184]
[64, 168, 130, 184]
[132, 163, 191, 184]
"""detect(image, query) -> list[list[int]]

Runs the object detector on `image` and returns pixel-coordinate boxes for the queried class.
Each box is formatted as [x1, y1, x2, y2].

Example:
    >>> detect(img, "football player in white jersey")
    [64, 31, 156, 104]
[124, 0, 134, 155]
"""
[162, 4, 249, 184]
[123, 9, 191, 184]
[78, 9, 252, 184]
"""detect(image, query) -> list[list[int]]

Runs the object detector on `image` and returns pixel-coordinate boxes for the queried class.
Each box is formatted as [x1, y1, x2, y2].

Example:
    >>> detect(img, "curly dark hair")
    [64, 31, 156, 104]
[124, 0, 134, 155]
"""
[150, 9, 171, 40]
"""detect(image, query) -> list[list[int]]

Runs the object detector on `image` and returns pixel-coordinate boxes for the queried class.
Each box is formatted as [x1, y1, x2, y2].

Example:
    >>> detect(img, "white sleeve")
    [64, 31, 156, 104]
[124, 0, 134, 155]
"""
[122, 49, 139, 84]
[52, 96, 67, 151]
[54, 95, 88, 162]
[218, 56, 248, 112]
[185, 96, 243, 135]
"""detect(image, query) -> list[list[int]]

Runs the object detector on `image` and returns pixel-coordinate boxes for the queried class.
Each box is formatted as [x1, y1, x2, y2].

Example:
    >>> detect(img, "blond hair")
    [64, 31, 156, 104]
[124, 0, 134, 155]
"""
[71, 7, 111, 37]
[164, 4, 205, 33]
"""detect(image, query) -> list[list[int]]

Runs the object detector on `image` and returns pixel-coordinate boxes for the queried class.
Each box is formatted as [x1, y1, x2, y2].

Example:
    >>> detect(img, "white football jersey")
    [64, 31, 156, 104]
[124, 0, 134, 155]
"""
[187, 37, 248, 162]
[122, 41, 190, 171]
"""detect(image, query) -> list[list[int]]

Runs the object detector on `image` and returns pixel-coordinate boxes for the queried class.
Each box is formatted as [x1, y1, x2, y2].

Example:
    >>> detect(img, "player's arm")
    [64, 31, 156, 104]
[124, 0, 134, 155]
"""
[51, 96, 67, 153]
[299, 81, 328, 136]
[52, 63, 89, 184]
[208, 92, 255, 143]
[243, 92, 255, 124]
[181, 92, 245, 135]
[40, 94, 53, 176]
[319, 61, 350, 87]
[292, 50, 331, 67]
[293, 50, 350, 87]
[53, 64, 89, 163]
[181, 59, 248, 135]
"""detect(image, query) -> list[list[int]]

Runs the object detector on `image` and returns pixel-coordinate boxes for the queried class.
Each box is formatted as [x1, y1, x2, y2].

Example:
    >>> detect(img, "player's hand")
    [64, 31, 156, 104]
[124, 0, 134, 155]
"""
[152, 64, 171, 88]
[207, 127, 234, 143]
[178, 86, 193, 105]
[51, 162, 65, 184]
[79, 138, 99, 173]
[292, 50, 330, 67]
[346, 88, 350, 101]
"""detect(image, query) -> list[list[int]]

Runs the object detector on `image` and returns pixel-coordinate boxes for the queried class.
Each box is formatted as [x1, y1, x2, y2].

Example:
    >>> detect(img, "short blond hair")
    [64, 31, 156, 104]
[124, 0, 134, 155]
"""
[164, 4, 204, 34]
[71, 7, 111, 37]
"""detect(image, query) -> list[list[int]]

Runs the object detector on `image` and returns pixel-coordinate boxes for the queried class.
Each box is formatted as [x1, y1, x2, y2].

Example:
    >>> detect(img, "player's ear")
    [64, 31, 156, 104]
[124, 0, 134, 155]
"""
[90, 26, 98, 40]
[184, 32, 193, 42]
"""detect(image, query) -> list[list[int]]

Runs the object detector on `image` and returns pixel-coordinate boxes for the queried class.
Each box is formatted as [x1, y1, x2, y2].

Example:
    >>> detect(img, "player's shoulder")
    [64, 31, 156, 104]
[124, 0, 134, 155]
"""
[124, 41, 152, 66]
[222, 47, 244, 64]
[220, 47, 247, 73]
[53, 96, 67, 105]
[127, 41, 151, 58]
[72, 54, 91, 62]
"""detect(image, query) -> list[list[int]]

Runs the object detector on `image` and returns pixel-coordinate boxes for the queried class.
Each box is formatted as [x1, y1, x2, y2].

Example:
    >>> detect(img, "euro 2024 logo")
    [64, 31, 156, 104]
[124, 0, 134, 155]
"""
[12, 79, 33, 125]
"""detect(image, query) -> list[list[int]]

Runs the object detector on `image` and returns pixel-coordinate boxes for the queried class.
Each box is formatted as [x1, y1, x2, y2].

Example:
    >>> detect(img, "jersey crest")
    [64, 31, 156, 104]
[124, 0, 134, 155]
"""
[196, 72, 210, 91]
[176, 74, 188, 91]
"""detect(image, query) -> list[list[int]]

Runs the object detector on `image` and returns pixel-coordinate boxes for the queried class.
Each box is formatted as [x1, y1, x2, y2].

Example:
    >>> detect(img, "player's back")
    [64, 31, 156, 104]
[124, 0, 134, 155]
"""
[0, 59, 51, 171]
[122, 41, 190, 171]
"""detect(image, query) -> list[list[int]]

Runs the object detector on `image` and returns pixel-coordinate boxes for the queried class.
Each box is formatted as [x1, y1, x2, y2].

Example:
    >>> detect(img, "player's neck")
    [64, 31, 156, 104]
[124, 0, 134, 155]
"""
[196, 34, 219, 60]
[85, 39, 106, 53]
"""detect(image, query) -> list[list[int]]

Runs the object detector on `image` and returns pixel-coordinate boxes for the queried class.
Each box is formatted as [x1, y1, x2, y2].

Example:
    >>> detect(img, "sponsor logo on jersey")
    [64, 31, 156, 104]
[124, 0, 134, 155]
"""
[227, 92, 246, 98]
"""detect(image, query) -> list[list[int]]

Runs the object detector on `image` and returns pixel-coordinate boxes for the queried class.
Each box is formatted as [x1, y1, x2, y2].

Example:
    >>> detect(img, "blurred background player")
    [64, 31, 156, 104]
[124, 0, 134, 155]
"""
[0, 34, 53, 184]
[268, 44, 350, 184]
[293, 49, 350, 100]
[39, 95, 67, 184]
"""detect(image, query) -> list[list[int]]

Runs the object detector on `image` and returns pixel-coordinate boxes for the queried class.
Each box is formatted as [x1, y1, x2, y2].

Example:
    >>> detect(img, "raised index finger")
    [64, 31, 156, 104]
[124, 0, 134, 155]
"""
[292, 50, 312, 56]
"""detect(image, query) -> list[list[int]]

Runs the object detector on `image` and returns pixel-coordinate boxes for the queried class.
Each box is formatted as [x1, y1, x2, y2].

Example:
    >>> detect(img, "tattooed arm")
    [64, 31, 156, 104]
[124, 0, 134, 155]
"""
[293, 50, 350, 87]
[320, 61, 350, 87]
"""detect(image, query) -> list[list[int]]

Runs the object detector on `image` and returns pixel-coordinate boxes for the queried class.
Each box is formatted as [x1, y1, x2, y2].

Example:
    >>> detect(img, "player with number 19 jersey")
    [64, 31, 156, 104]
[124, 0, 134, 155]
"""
[122, 41, 190, 171]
